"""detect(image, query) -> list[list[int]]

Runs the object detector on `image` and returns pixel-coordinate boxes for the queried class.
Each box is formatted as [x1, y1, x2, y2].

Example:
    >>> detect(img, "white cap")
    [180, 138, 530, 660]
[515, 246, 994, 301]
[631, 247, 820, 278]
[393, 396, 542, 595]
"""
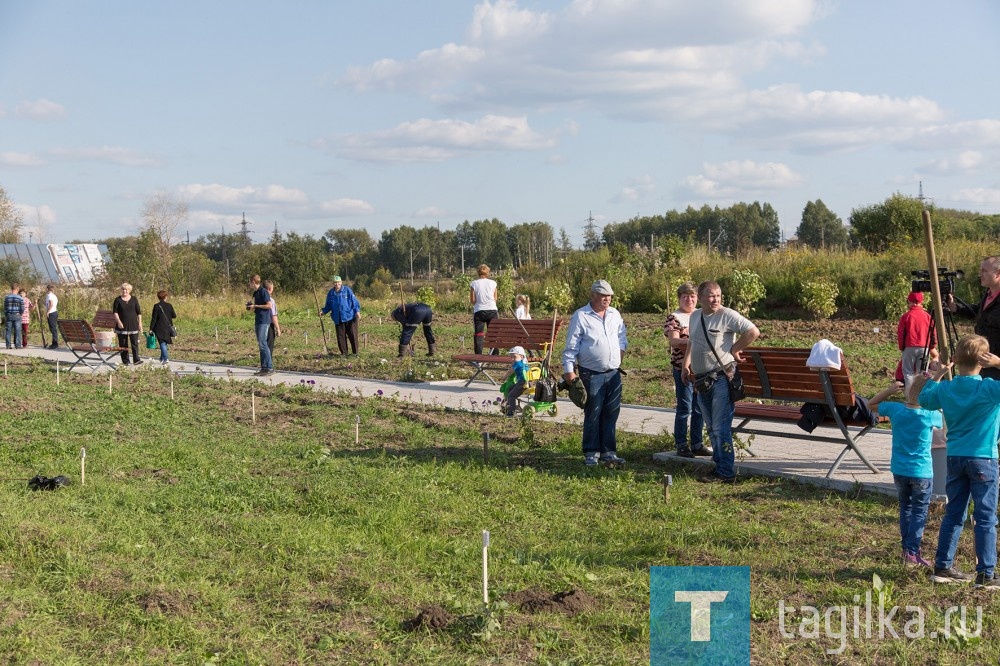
[508, 346, 526, 357]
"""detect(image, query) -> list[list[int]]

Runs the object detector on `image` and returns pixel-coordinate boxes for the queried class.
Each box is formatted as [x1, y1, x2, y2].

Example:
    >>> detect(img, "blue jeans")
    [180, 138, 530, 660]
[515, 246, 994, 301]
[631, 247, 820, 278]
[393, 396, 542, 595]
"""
[697, 374, 736, 478]
[5, 317, 22, 348]
[255, 323, 272, 370]
[159, 340, 169, 363]
[580, 368, 622, 456]
[934, 456, 999, 575]
[672, 368, 704, 452]
[893, 474, 932, 554]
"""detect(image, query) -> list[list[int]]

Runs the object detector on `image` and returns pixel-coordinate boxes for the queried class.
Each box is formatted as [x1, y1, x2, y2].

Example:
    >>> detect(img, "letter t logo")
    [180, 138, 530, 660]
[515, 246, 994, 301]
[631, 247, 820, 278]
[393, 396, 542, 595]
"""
[674, 591, 729, 641]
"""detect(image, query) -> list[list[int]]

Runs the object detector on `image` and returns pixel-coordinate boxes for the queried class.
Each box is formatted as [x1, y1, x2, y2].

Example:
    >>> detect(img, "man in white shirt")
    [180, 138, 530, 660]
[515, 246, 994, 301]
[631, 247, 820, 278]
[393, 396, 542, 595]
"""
[561, 280, 628, 466]
[44, 285, 59, 349]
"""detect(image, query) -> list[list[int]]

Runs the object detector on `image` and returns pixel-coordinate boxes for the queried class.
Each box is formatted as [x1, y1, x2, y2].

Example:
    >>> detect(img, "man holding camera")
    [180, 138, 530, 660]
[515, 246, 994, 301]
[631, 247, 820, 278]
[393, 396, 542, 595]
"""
[948, 256, 1000, 381]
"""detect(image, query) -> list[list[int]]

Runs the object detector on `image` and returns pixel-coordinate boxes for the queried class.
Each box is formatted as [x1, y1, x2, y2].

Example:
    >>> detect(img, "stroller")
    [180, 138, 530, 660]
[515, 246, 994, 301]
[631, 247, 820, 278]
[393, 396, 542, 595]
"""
[500, 353, 558, 418]
[499, 313, 561, 419]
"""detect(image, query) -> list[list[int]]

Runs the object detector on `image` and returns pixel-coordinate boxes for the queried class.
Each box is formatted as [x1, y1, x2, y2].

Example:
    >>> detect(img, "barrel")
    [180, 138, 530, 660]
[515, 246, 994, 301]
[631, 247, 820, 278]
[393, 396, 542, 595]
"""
[95, 331, 116, 348]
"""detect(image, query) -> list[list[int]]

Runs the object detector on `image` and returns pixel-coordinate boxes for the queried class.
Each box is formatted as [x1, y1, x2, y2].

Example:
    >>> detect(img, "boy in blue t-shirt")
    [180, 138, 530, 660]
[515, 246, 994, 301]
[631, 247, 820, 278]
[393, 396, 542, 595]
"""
[919, 334, 1000, 588]
[870, 376, 943, 568]
[502, 346, 530, 417]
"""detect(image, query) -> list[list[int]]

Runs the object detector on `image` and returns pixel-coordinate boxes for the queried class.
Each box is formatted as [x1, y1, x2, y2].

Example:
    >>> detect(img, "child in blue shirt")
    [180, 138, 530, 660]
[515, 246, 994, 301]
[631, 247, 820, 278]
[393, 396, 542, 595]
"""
[870, 376, 943, 568]
[919, 334, 1000, 588]
[502, 346, 530, 417]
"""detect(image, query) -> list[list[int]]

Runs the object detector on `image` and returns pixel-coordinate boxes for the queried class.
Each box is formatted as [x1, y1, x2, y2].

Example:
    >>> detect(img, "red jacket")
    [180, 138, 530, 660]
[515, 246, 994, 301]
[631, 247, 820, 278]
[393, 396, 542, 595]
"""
[897, 305, 935, 350]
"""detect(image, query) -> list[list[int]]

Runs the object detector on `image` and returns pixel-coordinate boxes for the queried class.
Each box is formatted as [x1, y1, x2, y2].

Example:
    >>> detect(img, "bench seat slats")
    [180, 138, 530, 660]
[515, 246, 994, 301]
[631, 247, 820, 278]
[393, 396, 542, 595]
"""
[451, 318, 562, 386]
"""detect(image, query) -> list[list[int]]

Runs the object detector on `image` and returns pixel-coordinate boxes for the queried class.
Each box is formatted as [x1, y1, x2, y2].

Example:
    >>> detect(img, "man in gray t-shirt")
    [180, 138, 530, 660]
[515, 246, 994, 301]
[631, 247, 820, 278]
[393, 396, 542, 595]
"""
[682, 280, 759, 483]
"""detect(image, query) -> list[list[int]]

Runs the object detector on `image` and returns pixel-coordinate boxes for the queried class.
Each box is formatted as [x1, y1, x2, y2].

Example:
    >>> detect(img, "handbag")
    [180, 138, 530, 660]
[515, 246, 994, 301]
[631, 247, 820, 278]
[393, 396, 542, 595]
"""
[158, 303, 177, 337]
[699, 312, 746, 402]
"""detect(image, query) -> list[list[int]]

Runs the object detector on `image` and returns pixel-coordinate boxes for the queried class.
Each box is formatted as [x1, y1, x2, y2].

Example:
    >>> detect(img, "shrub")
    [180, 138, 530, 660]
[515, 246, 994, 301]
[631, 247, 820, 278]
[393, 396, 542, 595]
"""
[415, 286, 436, 309]
[541, 281, 573, 314]
[882, 273, 914, 320]
[798, 280, 839, 319]
[496, 269, 515, 314]
[725, 269, 766, 315]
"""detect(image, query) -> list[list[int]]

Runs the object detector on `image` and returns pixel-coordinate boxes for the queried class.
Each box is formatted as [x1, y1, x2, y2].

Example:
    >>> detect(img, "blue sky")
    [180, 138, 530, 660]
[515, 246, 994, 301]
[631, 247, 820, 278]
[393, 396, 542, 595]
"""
[1, 0, 998, 246]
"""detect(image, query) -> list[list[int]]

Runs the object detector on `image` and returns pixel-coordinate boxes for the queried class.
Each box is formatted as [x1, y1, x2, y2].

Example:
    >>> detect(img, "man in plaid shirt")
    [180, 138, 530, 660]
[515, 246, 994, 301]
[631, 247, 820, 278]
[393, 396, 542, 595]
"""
[4, 283, 24, 349]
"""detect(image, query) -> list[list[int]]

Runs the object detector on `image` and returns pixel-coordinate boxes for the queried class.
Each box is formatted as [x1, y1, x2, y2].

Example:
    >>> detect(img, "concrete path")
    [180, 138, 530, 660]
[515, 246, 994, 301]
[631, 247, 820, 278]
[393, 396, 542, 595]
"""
[2, 345, 902, 496]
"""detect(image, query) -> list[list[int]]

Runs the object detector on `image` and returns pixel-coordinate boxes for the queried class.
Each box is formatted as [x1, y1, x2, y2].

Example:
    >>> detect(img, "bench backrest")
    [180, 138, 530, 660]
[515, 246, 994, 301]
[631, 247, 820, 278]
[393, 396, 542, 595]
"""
[58, 319, 97, 344]
[736, 347, 857, 408]
[484, 318, 563, 354]
[92, 310, 117, 329]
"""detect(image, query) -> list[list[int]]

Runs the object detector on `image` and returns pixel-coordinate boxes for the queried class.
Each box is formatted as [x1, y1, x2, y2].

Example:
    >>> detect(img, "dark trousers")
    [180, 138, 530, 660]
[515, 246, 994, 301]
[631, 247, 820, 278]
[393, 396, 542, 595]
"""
[506, 381, 526, 415]
[267, 324, 276, 354]
[117, 332, 140, 364]
[400, 323, 436, 349]
[335, 318, 359, 354]
[580, 368, 622, 455]
[48, 311, 59, 346]
[473, 309, 498, 354]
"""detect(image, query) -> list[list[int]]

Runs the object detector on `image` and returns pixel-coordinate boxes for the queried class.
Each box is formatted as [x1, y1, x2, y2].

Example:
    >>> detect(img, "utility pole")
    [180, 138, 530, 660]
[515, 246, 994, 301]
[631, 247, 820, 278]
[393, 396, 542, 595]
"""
[239, 212, 251, 243]
[460, 245, 465, 274]
[409, 248, 414, 286]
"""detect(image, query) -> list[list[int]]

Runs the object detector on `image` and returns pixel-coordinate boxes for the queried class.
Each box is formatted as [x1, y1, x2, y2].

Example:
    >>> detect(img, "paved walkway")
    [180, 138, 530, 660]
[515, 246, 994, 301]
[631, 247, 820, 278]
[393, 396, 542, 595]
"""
[3, 345, 914, 497]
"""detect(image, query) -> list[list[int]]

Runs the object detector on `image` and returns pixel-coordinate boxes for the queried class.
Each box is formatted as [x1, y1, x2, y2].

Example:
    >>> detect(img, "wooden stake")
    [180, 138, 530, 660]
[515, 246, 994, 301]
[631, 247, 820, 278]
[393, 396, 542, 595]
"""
[3, 359, 6, 376]
[482, 432, 490, 463]
[355, 414, 360, 444]
[170, 380, 174, 400]
[80, 447, 86, 486]
[109, 372, 112, 395]
[215, 327, 219, 341]
[482, 530, 490, 605]
[662, 474, 672, 502]
[363, 332, 368, 350]
[56, 360, 60, 385]
[251, 390, 256, 424]
[305, 332, 309, 345]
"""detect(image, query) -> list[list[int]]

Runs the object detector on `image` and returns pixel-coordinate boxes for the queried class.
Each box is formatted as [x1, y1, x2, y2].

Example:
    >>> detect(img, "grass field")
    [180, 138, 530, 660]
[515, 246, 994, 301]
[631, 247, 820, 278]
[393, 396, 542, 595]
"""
[4, 238, 990, 663]
[2, 351, 999, 664]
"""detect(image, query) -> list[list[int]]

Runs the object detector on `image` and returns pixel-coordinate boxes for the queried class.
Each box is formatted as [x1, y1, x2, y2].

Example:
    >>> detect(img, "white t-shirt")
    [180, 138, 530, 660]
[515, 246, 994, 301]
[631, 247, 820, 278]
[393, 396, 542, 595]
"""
[45, 292, 58, 314]
[515, 305, 531, 320]
[471, 278, 498, 312]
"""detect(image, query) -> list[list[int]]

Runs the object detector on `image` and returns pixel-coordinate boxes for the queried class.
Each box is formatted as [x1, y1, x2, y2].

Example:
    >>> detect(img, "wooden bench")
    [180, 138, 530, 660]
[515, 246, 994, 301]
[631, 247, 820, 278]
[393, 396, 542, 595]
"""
[733, 346, 887, 478]
[56, 319, 128, 372]
[452, 318, 563, 386]
[92, 309, 119, 330]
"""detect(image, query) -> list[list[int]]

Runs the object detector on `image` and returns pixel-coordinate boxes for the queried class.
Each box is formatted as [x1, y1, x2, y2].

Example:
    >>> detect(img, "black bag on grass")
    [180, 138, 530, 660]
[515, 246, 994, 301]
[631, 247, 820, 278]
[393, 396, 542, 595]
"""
[28, 475, 70, 491]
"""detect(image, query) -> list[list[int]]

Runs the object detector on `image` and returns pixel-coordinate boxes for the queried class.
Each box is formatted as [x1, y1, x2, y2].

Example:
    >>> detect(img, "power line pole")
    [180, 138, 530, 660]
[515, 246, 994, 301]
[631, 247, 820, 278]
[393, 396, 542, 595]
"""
[409, 248, 414, 286]
[239, 212, 251, 243]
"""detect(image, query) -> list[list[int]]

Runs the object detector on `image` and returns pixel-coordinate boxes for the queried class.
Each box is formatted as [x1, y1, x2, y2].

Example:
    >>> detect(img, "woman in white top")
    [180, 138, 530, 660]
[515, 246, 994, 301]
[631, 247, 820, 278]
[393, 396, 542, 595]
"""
[515, 294, 531, 320]
[470, 264, 499, 354]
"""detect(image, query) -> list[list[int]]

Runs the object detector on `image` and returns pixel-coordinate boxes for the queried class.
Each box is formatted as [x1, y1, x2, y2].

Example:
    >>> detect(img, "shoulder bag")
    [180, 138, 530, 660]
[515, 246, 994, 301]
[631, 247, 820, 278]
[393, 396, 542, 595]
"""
[158, 303, 177, 338]
[700, 312, 746, 402]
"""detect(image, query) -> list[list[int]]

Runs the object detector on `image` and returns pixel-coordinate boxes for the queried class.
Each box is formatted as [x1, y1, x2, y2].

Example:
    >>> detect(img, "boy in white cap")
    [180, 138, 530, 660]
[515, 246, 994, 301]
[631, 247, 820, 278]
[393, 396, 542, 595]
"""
[502, 346, 530, 416]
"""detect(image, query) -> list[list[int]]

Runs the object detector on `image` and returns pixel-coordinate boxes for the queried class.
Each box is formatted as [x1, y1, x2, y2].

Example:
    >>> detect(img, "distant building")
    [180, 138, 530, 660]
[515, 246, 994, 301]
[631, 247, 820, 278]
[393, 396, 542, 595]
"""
[0, 243, 110, 284]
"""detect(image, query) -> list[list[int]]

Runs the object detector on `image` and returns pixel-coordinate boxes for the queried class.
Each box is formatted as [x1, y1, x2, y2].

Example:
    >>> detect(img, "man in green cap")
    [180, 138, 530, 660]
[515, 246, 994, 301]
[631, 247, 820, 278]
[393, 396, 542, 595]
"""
[320, 275, 362, 355]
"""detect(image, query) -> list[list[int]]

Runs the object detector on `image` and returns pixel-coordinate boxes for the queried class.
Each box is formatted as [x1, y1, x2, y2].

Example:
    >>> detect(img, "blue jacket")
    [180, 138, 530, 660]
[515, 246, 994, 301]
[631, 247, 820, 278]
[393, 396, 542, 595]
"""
[322, 285, 360, 324]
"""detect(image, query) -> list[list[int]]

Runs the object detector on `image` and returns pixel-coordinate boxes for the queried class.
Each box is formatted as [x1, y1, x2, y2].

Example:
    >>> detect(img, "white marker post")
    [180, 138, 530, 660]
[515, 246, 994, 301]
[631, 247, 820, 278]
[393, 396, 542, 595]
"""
[215, 327, 219, 341]
[663, 474, 673, 502]
[56, 360, 60, 385]
[80, 447, 86, 486]
[482, 530, 490, 605]
[109, 372, 112, 395]
[170, 380, 174, 400]
[305, 332, 309, 346]
[355, 414, 360, 444]
[3, 359, 6, 376]
[251, 390, 256, 424]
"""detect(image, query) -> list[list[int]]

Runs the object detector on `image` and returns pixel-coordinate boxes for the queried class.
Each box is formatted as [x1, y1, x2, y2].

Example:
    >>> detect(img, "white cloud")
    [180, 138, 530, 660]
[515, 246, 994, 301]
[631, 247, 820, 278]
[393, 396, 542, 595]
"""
[14, 98, 66, 120]
[328, 115, 555, 163]
[179, 183, 309, 208]
[16, 203, 57, 227]
[921, 151, 986, 175]
[414, 206, 447, 218]
[48, 146, 160, 167]
[0, 151, 44, 167]
[611, 175, 655, 203]
[950, 187, 1000, 207]
[678, 160, 804, 199]
[318, 199, 375, 216]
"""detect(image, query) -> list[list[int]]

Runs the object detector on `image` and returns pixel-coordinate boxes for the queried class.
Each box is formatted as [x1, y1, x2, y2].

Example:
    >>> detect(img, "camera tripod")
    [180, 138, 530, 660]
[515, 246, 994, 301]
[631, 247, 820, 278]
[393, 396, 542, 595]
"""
[920, 295, 965, 372]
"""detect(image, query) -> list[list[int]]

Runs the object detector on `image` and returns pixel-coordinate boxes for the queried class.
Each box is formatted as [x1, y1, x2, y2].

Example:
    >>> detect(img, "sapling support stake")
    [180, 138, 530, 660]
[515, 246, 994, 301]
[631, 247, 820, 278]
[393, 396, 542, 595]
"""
[215, 327, 219, 341]
[108, 372, 112, 395]
[482, 432, 490, 463]
[4, 359, 6, 376]
[170, 380, 174, 400]
[482, 530, 490, 605]
[662, 474, 672, 502]
[56, 360, 60, 385]
[355, 414, 360, 445]
[80, 448, 86, 486]
[252, 390, 256, 424]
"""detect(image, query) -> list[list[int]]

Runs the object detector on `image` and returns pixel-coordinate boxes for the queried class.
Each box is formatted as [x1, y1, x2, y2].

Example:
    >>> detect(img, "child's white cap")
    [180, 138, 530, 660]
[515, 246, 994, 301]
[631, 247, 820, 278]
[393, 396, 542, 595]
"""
[508, 346, 526, 357]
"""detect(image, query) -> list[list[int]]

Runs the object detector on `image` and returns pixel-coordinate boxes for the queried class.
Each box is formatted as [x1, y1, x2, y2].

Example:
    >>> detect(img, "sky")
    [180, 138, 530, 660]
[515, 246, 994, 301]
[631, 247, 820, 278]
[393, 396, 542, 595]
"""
[1, 0, 999, 247]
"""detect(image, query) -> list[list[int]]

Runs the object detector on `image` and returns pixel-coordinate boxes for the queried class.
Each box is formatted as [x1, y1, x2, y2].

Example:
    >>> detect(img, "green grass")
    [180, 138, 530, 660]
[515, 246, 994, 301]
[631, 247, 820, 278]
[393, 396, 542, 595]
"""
[1, 357, 999, 664]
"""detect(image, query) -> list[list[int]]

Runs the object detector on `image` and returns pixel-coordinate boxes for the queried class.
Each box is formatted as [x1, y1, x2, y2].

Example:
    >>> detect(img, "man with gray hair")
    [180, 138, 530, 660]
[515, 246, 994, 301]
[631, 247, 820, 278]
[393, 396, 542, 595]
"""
[561, 279, 628, 466]
[683, 280, 760, 483]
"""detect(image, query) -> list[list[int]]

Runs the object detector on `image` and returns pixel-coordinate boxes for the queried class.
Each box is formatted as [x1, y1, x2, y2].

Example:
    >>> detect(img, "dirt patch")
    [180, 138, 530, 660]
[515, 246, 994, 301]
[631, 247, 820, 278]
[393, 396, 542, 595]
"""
[402, 604, 454, 631]
[505, 588, 597, 615]
[138, 587, 192, 615]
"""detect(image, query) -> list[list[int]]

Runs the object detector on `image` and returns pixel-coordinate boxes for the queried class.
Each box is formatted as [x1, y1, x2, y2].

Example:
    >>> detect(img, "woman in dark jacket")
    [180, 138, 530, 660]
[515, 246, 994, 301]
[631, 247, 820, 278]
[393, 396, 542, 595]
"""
[149, 290, 177, 365]
[112, 282, 143, 365]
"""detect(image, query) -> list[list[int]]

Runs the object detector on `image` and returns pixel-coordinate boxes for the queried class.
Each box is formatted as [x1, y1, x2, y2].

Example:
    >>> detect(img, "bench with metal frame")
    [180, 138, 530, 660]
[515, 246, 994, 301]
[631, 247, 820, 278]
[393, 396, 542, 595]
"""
[733, 346, 887, 478]
[452, 318, 563, 387]
[56, 319, 127, 372]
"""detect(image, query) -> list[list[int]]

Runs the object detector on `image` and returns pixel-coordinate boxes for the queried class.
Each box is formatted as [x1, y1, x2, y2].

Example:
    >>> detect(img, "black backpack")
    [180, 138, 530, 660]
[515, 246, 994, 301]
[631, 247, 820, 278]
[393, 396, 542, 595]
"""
[28, 475, 70, 491]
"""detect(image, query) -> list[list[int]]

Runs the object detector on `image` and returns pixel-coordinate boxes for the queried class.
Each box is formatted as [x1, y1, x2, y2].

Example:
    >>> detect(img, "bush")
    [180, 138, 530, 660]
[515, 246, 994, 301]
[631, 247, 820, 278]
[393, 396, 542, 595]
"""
[725, 269, 766, 315]
[882, 273, 913, 320]
[798, 280, 839, 319]
[415, 286, 436, 309]
[541, 281, 573, 314]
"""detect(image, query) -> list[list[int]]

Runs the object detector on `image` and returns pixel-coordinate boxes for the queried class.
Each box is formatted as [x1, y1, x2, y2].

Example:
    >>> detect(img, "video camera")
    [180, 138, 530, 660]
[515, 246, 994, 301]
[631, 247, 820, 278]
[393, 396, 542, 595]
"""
[911, 268, 964, 296]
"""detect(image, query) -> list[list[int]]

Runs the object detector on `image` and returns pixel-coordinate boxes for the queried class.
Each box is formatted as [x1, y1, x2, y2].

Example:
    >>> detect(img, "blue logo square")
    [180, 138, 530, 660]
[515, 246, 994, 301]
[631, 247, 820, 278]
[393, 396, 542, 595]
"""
[650, 566, 750, 665]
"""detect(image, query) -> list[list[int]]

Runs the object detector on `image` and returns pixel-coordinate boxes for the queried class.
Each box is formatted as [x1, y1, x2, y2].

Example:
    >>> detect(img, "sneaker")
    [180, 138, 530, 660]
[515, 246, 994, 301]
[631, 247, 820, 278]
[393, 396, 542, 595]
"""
[133, 360, 144, 366]
[974, 572, 1000, 590]
[584, 454, 599, 466]
[903, 551, 932, 568]
[692, 446, 714, 457]
[253, 369, 268, 376]
[675, 450, 695, 459]
[698, 472, 736, 484]
[931, 566, 973, 584]
[601, 452, 626, 465]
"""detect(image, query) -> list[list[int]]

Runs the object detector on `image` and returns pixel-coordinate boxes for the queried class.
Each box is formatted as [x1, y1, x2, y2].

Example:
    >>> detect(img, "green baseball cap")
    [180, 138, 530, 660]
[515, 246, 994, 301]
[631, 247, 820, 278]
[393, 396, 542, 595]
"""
[332, 275, 342, 282]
